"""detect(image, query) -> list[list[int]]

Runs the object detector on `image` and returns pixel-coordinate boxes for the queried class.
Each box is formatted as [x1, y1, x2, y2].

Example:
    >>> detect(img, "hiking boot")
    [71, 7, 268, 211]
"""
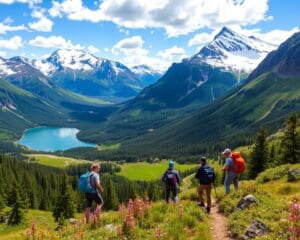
[206, 207, 211, 214]
[198, 202, 205, 207]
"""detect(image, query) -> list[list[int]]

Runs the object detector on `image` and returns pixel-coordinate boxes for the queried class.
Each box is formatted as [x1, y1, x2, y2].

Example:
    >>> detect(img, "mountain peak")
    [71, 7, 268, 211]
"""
[214, 26, 236, 40]
[192, 26, 277, 73]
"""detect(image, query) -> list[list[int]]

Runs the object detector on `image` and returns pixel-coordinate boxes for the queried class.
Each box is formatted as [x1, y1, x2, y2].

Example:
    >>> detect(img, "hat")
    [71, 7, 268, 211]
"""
[222, 148, 232, 155]
[169, 161, 174, 168]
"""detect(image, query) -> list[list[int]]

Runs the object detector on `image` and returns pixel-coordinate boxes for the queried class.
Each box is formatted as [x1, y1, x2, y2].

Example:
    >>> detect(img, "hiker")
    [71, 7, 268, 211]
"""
[195, 157, 215, 213]
[161, 161, 180, 203]
[83, 162, 104, 223]
[222, 148, 239, 194]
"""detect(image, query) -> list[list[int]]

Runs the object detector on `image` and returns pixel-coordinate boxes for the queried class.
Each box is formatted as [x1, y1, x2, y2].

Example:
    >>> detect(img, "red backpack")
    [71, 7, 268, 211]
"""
[231, 152, 246, 174]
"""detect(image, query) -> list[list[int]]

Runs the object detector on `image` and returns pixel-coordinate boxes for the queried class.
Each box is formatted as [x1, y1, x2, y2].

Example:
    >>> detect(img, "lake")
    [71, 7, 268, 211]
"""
[17, 127, 96, 152]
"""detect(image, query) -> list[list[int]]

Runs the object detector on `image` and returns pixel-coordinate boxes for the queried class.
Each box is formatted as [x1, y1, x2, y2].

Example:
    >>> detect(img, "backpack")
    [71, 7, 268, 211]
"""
[231, 152, 246, 174]
[196, 165, 215, 184]
[165, 170, 177, 185]
[78, 172, 96, 193]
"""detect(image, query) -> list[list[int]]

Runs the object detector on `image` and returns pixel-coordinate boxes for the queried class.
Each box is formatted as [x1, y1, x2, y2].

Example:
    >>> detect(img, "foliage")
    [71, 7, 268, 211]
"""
[52, 174, 75, 225]
[8, 186, 24, 225]
[289, 197, 300, 240]
[248, 129, 269, 179]
[279, 113, 300, 164]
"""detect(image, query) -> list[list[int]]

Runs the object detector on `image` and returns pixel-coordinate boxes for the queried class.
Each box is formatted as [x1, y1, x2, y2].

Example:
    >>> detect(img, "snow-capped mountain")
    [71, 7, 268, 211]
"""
[131, 65, 162, 87]
[191, 27, 277, 74]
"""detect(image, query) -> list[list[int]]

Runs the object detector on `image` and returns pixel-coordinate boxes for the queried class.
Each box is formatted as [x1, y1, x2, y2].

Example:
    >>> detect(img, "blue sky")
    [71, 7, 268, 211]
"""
[0, 0, 299, 70]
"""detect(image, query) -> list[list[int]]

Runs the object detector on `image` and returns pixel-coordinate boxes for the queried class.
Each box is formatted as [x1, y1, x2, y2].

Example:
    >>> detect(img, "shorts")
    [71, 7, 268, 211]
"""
[85, 192, 104, 208]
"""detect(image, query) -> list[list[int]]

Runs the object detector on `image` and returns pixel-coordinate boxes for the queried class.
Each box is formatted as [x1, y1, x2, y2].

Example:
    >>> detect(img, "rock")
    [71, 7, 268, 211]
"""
[242, 220, 270, 239]
[69, 218, 77, 224]
[287, 169, 300, 182]
[236, 194, 258, 211]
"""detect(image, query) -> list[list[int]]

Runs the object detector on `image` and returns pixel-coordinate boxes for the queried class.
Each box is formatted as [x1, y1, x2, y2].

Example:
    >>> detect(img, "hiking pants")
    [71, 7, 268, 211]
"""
[224, 171, 239, 194]
[198, 184, 212, 208]
[165, 184, 178, 203]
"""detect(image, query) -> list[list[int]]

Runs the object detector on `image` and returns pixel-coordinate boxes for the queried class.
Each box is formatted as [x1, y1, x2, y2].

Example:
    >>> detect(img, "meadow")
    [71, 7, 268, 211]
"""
[26, 154, 90, 168]
[117, 161, 198, 181]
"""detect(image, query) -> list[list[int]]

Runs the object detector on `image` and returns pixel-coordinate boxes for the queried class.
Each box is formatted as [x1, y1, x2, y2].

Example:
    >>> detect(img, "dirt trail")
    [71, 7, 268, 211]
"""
[209, 199, 232, 240]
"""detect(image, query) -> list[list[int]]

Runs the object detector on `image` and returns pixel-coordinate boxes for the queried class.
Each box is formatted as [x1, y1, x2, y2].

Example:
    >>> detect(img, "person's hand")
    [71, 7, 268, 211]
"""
[100, 187, 104, 193]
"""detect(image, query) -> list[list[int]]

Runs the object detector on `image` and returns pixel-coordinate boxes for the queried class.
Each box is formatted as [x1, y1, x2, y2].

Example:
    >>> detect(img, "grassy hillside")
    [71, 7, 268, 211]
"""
[119, 73, 300, 157]
[0, 200, 211, 240]
[26, 154, 90, 168]
[117, 161, 198, 181]
[216, 163, 300, 239]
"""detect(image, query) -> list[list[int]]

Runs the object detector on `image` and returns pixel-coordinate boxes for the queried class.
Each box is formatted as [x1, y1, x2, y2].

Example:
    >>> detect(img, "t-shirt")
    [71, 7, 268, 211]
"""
[90, 172, 100, 192]
[225, 157, 233, 171]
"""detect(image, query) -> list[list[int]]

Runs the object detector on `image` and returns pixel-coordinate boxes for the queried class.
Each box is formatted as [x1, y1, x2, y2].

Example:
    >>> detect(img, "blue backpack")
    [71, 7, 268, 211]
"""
[78, 172, 96, 193]
[196, 165, 215, 184]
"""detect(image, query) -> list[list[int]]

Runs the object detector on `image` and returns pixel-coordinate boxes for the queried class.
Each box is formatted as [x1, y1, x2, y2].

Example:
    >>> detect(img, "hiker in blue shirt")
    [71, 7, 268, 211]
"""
[84, 162, 104, 223]
[161, 161, 180, 203]
[222, 148, 239, 194]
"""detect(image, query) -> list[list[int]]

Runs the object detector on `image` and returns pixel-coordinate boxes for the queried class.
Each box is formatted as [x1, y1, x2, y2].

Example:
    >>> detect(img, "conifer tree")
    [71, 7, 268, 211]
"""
[53, 174, 75, 225]
[280, 113, 300, 164]
[8, 186, 24, 225]
[248, 129, 269, 179]
[102, 174, 119, 210]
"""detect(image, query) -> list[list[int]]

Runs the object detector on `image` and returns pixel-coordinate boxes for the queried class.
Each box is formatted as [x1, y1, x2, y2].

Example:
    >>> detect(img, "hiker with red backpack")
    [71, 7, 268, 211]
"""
[222, 148, 246, 194]
[161, 161, 180, 203]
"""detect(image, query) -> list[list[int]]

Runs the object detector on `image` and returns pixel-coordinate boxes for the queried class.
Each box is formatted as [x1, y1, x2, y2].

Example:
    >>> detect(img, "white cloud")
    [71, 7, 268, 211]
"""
[0, 22, 27, 34]
[0, 36, 23, 50]
[111, 36, 184, 71]
[0, 51, 7, 57]
[87, 45, 100, 54]
[49, 0, 271, 37]
[29, 35, 83, 50]
[28, 7, 54, 32]
[157, 46, 187, 62]
[254, 27, 300, 45]
[111, 35, 145, 55]
[29, 17, 53, 32]
[0, 0, 42, 6]
[188, 32, 213, 47]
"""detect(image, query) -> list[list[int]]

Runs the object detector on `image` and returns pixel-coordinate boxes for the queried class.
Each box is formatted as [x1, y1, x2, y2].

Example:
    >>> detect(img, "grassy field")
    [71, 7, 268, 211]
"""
[0, 209, 57, 240]
[117, 161, 198, 181]
[26, 154, 90, 168]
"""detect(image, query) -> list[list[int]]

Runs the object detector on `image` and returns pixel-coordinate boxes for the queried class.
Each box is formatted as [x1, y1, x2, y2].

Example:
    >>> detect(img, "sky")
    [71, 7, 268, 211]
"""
[0, 0, 299, 71]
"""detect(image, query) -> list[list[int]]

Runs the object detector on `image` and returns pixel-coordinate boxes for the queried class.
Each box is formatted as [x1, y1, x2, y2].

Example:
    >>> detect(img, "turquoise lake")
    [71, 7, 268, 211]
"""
[17, 127, 96, 152]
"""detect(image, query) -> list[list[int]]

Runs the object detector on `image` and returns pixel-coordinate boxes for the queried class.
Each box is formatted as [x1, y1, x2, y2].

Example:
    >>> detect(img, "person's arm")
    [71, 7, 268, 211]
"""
[195, 168, 200, 179]
[223, 158, 231, 171]
[95, 176, 104, 193]
[176, 171, 180, 184]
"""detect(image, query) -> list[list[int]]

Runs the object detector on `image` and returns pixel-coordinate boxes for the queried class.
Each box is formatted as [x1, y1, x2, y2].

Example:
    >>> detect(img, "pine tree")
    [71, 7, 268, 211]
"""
[0, 195, 4, 211]
[280, 113, 300, 164]
[8, 186, 24, 225]
[268, 143, 276, 167]
[102, 174, 119, 210]
[248, 129, 269, 179]
[53, 174, 75, 225]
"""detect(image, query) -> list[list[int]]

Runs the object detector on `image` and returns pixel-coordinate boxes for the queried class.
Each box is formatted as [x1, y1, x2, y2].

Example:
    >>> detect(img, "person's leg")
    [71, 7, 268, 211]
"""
[165, 186, 171, 203]
[205, 185, 212, 211]
[198, 185, 205, 206]
[233, 174, 239, 190]
[172, 185, 178, 203]
[94, 192, 104, 218]
[224, 172, 233, 194]
[85, 207, 91, 223]
[84, 193, 92, 223]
